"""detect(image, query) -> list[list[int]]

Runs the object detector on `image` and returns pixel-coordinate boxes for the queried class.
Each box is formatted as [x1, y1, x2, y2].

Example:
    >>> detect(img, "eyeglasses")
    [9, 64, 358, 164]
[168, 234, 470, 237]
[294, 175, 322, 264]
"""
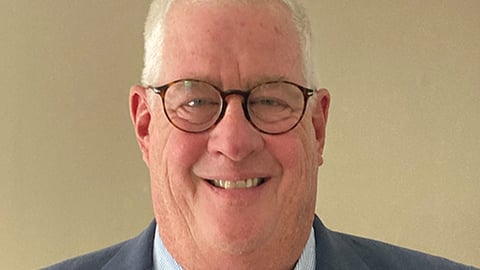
[148, 79, 315, 135]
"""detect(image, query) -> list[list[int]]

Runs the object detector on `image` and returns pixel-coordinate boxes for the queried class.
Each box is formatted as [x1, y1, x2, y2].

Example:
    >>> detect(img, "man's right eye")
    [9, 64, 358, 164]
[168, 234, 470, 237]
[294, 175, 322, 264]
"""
[185, 99, 213, 107]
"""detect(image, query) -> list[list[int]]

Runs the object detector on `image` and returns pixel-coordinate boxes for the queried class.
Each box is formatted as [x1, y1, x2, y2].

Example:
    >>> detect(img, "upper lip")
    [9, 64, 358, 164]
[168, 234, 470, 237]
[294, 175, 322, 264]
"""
[197, 171, 271, 182]
[193, 164, 274, 187]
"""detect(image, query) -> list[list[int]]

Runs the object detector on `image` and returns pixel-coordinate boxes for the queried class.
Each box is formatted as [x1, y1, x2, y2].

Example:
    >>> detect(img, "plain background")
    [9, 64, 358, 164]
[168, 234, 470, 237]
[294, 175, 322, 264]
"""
[1, 0, 479, 269]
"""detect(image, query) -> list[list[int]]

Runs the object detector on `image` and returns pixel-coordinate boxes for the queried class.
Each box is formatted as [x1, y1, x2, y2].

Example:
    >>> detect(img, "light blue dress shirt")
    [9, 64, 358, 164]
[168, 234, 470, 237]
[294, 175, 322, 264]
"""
[153, 226, 316, 270]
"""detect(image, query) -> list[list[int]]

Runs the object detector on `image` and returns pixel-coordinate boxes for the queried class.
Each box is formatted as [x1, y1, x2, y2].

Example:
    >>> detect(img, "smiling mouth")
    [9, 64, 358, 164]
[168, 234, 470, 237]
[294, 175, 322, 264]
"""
[207, 178, 266, 189]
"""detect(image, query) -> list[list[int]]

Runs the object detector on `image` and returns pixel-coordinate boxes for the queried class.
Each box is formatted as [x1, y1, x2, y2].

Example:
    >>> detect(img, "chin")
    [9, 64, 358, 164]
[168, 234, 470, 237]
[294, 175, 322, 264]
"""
[199, 212, 274, 255]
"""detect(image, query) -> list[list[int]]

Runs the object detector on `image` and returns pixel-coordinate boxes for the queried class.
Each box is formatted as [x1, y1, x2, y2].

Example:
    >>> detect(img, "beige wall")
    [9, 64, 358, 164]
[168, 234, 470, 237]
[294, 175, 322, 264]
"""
[1, 1, 478, 269]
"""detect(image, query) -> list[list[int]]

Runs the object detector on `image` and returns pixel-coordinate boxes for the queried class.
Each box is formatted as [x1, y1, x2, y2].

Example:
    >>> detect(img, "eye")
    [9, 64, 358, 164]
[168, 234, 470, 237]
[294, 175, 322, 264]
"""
[258, 98, 284, 106]
[178, 98, 220, 117]
[186, 98, 216, 107]
[249, 97, 290, 110]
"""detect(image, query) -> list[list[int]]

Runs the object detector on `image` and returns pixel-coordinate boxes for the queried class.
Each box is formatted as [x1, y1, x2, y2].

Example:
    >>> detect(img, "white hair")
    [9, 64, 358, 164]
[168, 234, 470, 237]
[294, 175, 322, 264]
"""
[141, 0, 317, 89]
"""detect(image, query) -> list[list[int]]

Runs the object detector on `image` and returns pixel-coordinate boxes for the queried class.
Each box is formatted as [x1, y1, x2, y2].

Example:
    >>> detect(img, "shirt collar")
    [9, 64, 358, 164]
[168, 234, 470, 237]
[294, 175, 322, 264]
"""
[153, 226, 316, 270]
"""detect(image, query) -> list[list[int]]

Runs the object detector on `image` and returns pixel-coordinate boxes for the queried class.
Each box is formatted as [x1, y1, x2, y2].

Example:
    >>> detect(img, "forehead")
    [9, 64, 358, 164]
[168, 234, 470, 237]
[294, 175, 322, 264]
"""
[161, 0, 304, 86]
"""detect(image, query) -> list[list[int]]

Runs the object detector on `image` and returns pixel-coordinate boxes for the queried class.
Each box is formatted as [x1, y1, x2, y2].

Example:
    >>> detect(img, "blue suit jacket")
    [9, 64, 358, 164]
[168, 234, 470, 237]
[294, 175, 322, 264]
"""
[43, 216, 477, 270]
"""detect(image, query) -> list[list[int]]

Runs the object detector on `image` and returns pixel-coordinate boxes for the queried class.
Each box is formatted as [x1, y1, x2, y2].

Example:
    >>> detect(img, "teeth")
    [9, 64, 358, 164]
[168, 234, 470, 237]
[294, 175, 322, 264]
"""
[210, 178, 264, 189]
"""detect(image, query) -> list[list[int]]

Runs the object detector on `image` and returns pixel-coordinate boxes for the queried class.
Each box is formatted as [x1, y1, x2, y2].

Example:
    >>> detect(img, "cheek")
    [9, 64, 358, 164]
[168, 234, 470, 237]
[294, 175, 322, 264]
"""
[269, 128, 318, 178]
[147, 113, 207, 200]
[268, 127, 319, 210]
[148, 126, 209, 228]
[166, 132, 207, 168]
[149, 127, 207, 188]
[147, 109, 207, 175]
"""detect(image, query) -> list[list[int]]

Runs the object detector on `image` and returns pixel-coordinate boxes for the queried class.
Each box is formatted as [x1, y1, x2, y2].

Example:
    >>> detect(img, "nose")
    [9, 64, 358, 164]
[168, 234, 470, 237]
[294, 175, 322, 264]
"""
[207, 96, 264, 161]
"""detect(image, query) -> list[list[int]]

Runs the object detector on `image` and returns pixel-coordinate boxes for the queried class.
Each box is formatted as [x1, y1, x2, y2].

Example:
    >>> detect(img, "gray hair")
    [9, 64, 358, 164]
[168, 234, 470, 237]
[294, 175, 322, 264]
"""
[141, 0, 317, 88]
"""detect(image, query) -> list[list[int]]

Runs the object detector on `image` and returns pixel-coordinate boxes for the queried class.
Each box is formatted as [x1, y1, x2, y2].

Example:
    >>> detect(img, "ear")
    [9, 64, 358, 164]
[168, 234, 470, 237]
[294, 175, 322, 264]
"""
[129, 85, 151, 164]
[311, 88, 330, 166]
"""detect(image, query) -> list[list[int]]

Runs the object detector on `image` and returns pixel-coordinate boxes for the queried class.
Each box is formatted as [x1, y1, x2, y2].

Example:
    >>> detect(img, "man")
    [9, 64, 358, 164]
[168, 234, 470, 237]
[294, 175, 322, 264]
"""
[44, 0, 477, 269]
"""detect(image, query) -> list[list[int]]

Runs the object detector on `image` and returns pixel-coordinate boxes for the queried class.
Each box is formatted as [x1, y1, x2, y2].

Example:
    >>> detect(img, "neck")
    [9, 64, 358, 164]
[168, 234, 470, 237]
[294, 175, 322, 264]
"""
[158, 224, 309, 270]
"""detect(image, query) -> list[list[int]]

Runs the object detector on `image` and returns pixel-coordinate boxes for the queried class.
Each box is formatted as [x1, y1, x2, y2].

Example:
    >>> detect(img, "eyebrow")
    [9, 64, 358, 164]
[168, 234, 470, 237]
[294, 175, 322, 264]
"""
[249, 75, 289, 87]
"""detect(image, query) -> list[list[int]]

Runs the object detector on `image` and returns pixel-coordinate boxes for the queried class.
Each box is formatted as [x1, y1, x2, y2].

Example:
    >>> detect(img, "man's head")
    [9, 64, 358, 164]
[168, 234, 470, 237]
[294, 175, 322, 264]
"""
[129, 0, 330, 269]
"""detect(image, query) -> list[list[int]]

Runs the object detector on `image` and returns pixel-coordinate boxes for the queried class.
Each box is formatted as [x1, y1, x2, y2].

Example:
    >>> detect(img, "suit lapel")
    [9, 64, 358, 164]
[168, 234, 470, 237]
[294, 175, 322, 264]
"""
[313, 216, 370, 270]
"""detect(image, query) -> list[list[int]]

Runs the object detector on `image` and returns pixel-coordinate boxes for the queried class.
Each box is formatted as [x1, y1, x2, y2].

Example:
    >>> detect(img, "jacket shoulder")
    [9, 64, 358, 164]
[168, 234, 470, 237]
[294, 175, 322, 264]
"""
[313, 217, 477, 270]
[41, 220, 156, 270]
[334, 232, 474, 269]
[41, 241, 126, 270]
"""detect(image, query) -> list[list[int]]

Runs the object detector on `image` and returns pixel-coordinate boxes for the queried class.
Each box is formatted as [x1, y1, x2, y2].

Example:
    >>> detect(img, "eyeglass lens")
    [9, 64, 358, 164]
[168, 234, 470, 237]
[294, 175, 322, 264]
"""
[162, 80, 306, 134]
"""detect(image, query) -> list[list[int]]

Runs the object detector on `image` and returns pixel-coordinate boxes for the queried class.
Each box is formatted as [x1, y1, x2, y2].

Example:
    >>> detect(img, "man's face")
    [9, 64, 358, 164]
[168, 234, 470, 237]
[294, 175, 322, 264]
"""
[130, 1, 329, 269]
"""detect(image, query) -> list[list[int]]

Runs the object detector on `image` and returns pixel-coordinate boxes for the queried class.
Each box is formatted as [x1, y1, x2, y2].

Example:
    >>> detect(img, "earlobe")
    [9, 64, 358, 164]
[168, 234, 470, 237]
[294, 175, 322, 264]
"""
[129, 85, 151, 163]
[312, 88, 330, 166]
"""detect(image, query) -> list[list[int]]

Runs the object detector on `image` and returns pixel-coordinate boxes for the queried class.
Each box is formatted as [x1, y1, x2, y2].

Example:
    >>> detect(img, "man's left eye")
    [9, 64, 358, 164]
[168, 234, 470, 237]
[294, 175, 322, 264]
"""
[250, 97, 288, 108]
